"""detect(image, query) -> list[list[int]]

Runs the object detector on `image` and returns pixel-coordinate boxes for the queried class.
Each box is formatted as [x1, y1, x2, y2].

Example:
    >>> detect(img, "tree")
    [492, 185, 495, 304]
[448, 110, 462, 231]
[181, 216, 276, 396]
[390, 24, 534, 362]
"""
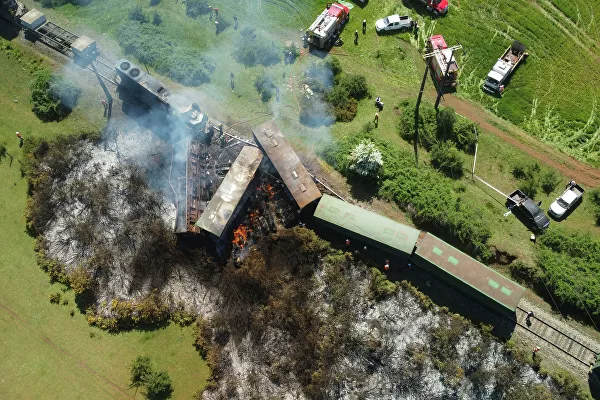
[130, 356, 153, 390]
[347, 139, 383, 178]
[430, 142, 464, 178]
[145, 371, 173, 400]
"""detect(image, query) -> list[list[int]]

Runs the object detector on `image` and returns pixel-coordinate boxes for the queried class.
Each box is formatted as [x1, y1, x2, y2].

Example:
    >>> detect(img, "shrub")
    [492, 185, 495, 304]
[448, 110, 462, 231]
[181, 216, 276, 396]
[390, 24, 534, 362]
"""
[30, 70, 82, 121]
[518, 176, 539, 199]
[185, 0, 209, 18]
[369, 268, 397, 300]
[347, 139, 383, 178]
[398, 99, 438, 150]
[328, 88, 357, 122]
[129, 5, 148, 23]
[152, 11, 162, 26]
[540, 170, 561, 195]
[436, 107, 456, 141]
[234, 28, 280, 67]
[453, 119, 478, 153]
[323, 56, 342, 76]
[69, 265, 93, 295]
[39, 0, 92, 7]
[339, 74, 369, 100]
[149, 0, 160, 5]
[508, 260, 543, 283]
[49, 292, 62, 304]
[255, 71, 275, 102]
[430, 142, 464, 178]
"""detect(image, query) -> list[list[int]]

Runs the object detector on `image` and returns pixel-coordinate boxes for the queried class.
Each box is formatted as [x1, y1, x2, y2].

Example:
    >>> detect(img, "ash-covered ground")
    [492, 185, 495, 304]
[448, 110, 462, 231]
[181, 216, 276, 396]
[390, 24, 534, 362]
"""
[28, 124, 577, 399]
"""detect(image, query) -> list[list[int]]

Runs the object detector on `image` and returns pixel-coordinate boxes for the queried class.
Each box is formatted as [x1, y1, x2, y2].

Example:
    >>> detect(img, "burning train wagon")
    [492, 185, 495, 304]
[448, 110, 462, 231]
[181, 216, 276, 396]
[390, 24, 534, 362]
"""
[252, 120, 322, 210]
[115, 59, 208, 135]
[195, 146, 263, 239]
[313, 194, 525, 315]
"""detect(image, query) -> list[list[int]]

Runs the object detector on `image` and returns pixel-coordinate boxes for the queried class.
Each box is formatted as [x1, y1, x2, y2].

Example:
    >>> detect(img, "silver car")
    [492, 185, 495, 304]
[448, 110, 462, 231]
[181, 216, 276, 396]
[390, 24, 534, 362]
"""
[375, 15, 413, 33]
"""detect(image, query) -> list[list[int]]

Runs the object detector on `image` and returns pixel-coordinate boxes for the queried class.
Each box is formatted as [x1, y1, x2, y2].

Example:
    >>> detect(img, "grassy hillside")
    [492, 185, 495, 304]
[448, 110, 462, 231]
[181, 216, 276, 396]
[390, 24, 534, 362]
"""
[0, 44, 209, 399]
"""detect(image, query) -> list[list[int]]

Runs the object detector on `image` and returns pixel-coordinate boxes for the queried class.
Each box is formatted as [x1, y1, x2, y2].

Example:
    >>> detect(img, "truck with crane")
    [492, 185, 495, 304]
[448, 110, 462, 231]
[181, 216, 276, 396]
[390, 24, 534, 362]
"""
[306, 3, 349, 49]
[482, 41, 528, 95]
[426, 35, 459, 88]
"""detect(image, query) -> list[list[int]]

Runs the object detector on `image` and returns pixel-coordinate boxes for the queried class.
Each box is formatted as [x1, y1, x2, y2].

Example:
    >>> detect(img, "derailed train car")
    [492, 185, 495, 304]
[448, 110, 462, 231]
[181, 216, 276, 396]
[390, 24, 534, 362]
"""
[314, 194, 526, 316]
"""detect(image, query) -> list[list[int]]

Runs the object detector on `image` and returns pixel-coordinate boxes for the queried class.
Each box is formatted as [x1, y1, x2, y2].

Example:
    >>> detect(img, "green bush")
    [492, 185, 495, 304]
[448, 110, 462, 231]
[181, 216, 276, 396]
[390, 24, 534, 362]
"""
[255, 71, 275, 102]
[152, 11, 162, 26]
[590, 188, 600, 225]
[347, 139, 383, 178]
[398, 99, 438, 150]
[185, 0, 209, 18]
[339, 74, 369, 100]
[149, 0, 160, 5]
[30, 70, 82, 121]
[430, 142, 464, 178]
[540, 170, 561, 195]
[369, 268, 397, 300]
[129, 5, 148, 23]
[327, 86, 358, 122]
[234, 28, 280, 67]
[323, 56, 342, 76]
[49, 292, 61, 304]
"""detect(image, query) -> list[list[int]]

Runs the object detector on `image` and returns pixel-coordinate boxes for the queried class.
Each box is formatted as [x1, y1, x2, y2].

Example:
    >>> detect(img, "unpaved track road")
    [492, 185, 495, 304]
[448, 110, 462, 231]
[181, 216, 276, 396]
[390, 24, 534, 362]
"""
[441, 94, 600, 187]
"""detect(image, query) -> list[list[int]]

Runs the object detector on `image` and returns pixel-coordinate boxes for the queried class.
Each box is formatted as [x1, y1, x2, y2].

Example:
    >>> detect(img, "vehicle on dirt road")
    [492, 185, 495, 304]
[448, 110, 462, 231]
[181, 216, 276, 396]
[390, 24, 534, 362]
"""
[483, 41, 528, 95]
[414, 0, 449, 15]
[427, 35, 459, 87]
[548, 182, 584, 219]
[306, 3, 349, 49]
[375, 15, 413, 33]
[507, 189, 550, 231]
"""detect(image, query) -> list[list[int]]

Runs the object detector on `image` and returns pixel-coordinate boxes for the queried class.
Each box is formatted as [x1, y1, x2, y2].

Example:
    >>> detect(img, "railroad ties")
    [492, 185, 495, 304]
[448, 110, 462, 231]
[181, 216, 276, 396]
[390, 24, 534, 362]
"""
[515, 306, 599, 367]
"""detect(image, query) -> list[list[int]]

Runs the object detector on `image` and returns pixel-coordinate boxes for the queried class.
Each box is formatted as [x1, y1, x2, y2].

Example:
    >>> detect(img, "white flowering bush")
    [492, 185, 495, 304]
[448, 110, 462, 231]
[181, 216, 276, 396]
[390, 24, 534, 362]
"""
[348, 139, 383, 178]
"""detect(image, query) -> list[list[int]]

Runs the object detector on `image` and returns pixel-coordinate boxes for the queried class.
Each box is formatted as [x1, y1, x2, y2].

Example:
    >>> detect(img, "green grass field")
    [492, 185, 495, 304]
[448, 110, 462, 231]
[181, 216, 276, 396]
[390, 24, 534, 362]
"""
[0, 45, 209, 399]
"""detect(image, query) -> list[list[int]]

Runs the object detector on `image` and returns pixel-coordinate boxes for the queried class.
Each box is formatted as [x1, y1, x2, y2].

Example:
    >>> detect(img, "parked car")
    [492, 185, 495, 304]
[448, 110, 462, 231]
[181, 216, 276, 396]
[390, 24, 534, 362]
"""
[375, 15, 413, 33]
[548, 182, 584, 219]
[507, 189, 550, 231]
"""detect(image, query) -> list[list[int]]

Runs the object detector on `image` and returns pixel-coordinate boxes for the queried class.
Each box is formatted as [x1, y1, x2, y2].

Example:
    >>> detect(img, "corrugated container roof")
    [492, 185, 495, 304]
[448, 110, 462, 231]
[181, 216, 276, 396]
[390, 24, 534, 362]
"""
[253, 120, 321, 209]
[414, 232, 525, 313]
[314, 194, 420, 255]
[195, 146, 263, 237]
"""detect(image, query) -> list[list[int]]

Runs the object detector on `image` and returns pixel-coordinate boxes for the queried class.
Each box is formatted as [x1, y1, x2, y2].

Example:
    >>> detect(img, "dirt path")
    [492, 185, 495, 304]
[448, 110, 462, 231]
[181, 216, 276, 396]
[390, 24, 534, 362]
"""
[0, 301, 132, 399]
[439, 94, 600, 187]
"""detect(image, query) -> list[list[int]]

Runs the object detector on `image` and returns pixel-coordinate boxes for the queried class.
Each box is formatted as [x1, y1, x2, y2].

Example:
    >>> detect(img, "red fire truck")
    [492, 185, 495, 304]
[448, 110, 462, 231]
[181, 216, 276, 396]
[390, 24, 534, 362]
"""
[307, 3, 350, 49]
[427, 35, 458, 87]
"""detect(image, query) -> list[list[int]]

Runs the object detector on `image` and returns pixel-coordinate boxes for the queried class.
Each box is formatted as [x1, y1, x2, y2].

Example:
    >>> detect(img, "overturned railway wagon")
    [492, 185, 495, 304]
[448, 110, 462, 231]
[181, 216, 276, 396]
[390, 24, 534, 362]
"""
[413, 232, 525, 314]
[195, 146, 263, 238]
[253, 120, 321, 210]
[314, 194, 420, 261]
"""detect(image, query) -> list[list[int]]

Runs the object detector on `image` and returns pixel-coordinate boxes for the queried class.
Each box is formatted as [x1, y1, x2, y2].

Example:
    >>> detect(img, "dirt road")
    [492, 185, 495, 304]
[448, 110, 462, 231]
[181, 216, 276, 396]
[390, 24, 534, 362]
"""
[440, 94, 600, 187]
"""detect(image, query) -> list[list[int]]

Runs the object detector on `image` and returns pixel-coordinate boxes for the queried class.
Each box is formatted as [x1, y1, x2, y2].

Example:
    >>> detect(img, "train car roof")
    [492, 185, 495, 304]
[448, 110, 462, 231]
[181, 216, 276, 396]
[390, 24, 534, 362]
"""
[195, 146, 263, 238]
[314, 194, 420, 255]
[253, 120, 321, 209]
[414, 232, 526, 313]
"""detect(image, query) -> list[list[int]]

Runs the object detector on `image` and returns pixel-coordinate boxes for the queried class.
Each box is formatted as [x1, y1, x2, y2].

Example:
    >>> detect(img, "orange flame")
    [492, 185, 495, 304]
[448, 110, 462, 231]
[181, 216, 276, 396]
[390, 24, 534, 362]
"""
[232, 224, 248, 249]
[265, 184, 275, 199]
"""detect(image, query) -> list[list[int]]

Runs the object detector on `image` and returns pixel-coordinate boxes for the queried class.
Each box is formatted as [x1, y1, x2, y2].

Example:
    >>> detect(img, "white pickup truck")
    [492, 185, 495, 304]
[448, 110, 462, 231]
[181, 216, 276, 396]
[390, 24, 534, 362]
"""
[548, 182, 584, 219]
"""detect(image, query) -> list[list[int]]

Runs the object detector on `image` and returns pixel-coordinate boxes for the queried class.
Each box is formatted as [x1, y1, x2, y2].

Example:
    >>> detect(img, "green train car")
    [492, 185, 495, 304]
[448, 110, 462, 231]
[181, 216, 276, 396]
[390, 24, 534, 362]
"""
[313, 194, 420, 260]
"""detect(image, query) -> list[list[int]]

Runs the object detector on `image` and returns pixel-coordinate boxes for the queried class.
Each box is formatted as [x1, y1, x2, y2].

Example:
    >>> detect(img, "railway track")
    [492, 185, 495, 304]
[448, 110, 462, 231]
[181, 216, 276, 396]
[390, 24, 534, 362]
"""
[515, 306, 599, 367]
